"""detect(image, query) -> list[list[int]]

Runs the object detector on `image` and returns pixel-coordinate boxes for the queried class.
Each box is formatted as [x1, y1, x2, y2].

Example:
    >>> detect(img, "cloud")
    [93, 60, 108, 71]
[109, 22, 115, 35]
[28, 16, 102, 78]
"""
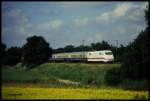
[2, 9, 29, 33]
[95, 12, 111, 23]
[93, 33, 103, 43]
[74, 17, 89, 27]
[2, 25, 28, 48]
[61, 2, 83, 8]
[2, 9, 28, 27]
[141, 2, 149, 10]
[50, 20, 63, 29]
[95, 2, 133, 23]
[60, 2, 107, 9]
[112, 27, 127, 36]
[112, 2, 132, 18]
[124, 2, 148, 22]
[2, 9, 31, 48]
[127, 9, 142, 21]
[36, 20, 63, 31]
[94, 2, 147, 24]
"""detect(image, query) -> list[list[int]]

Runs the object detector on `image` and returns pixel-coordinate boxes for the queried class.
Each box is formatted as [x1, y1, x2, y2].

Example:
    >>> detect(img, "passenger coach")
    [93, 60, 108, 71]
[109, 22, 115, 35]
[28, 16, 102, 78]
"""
[51, 50, 114, 63]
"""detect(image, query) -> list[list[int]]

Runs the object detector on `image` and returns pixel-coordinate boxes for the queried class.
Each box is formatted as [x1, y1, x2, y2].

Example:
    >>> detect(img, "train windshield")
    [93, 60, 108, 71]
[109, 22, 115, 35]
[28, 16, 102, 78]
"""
[105, 51, 113, 55]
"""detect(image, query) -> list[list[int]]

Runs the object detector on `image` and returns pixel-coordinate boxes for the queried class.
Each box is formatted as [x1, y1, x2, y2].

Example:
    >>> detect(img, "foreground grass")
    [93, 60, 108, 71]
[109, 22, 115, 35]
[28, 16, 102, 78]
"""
[2, 85, 148, 100]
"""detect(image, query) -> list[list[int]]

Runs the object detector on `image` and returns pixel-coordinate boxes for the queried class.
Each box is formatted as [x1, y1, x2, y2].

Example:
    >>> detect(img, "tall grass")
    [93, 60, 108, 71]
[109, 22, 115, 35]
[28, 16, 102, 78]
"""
[2, 63, 56, 84]
[37, 63, 121, 86]
[2, 63, 120, 86]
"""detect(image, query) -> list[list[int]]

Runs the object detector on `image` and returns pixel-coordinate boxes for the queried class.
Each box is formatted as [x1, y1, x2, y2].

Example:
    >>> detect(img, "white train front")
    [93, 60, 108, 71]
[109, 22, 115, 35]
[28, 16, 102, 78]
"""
[51, 50, 114, 63]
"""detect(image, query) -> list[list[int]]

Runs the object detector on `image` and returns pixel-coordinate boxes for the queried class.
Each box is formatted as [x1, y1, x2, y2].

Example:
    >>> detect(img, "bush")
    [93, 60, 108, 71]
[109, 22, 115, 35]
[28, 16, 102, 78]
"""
[2, 47, 22, 66]
[121, 79, 149, 90]
[104, 67, 122, 86]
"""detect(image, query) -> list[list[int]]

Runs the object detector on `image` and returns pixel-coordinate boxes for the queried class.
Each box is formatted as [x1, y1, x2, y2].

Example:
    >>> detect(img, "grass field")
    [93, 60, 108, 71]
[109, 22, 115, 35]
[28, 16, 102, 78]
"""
[2, 86, 148, 100]
[2, 63, 121, 86]
[2, 63, 149, 100]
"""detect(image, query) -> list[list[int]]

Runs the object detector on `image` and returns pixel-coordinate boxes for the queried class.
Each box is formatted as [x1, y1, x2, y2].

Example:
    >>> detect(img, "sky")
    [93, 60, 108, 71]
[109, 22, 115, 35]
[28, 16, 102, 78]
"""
[2, 1, 148, 49]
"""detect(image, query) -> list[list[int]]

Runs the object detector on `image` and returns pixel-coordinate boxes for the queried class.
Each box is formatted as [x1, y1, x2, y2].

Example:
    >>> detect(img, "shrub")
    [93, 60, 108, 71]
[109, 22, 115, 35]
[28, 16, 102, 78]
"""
[121, 79, 149, 90]
[2, 47, 22, 66]
[104, 67, 122, 86]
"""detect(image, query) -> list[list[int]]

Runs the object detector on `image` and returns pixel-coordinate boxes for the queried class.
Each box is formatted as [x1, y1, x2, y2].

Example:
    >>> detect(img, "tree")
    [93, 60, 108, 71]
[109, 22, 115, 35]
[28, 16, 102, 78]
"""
[1, 43, 6, 65]
[64, 45, 75, 52]
[49, 46, 53, 58]
[145, 6, 149, 26]
[91, 42, 101, 50]
[105, 67, 121, 86]
[2, 47, 22, 65]
[1, 43, 6, 58]
[91, 40, 111, 51]
[121, 7, 149, 80]
[82, 45, 92, 51]
[115, 44, 126, 62]
[75, 45, 85, 52]
[22, 35, 52, 69]
[53, 40, 112, 53]
[101, 40, 111, 50]
[53, 48, 64, 53]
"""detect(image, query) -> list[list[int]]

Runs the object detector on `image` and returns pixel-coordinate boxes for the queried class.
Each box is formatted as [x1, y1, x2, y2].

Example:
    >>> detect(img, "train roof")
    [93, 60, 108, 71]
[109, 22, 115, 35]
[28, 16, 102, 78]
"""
[53, 50, 112, 55]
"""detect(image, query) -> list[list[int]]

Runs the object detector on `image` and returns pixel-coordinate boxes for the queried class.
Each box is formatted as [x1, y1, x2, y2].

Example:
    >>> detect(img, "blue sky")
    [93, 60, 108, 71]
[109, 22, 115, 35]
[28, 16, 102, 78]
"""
[2, 1, 148, 49]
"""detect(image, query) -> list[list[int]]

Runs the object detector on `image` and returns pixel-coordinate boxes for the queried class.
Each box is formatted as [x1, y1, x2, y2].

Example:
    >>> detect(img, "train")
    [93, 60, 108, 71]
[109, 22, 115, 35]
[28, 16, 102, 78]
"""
[50, 50, 114, 63]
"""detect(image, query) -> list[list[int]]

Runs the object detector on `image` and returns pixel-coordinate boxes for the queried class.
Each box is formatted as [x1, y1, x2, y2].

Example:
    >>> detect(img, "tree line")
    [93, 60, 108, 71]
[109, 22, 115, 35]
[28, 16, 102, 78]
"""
[1, 36, 53, 69]
[1, 39, 126, 67]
